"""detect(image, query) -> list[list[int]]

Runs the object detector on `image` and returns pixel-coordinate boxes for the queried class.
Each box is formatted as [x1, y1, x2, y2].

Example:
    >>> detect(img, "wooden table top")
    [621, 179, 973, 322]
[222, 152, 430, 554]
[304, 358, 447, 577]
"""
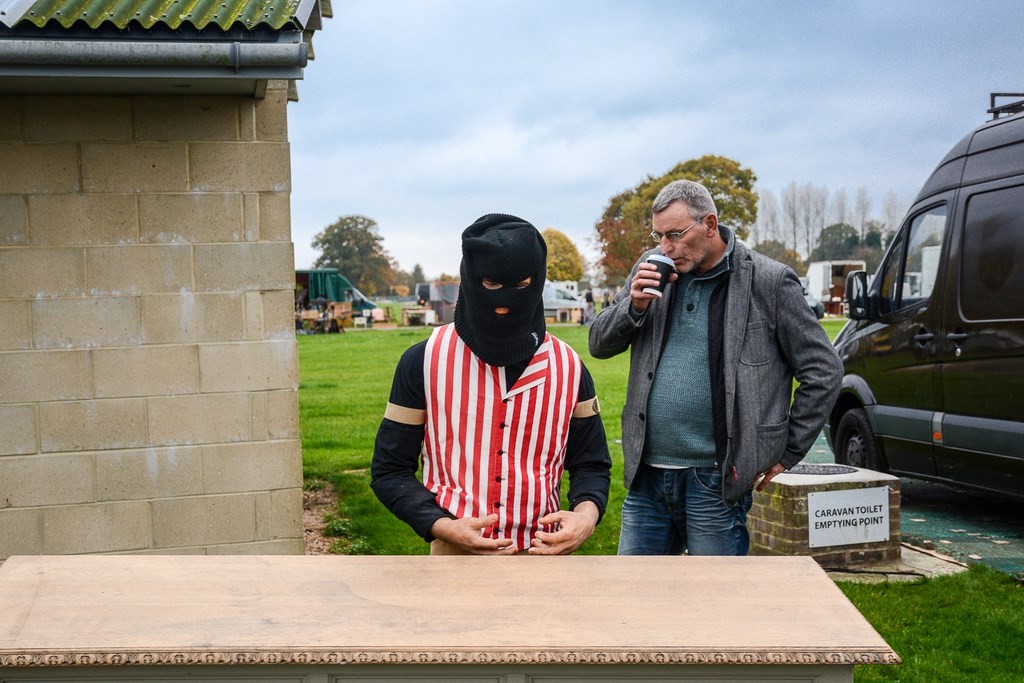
[0, 554, 898, 667]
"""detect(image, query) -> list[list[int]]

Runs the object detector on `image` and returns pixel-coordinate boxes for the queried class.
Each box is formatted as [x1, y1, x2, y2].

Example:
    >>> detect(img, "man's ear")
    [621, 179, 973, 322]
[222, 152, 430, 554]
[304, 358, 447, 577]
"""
[705, 213, 719, 233]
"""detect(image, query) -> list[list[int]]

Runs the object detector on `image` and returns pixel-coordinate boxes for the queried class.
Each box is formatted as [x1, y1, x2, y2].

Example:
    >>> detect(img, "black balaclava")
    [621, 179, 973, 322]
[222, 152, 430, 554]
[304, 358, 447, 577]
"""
[454, 214, 547, 367]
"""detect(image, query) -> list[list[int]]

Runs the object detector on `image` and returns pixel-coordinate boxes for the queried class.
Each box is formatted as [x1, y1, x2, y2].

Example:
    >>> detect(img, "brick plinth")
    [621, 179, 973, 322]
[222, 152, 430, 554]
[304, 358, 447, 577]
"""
[749, 465, 901, 568]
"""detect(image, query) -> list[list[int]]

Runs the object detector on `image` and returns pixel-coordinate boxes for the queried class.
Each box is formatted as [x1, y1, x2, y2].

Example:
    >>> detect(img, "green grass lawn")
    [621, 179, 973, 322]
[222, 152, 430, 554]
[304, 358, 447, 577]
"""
[297, 319, 1024, 681]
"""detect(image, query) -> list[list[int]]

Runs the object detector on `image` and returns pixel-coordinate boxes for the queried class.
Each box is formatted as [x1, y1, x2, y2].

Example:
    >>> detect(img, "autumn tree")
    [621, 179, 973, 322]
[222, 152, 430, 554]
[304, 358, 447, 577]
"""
[594, 155, 758, 283]
[542, 228, 584, 283]
[312, 214, 394, 296]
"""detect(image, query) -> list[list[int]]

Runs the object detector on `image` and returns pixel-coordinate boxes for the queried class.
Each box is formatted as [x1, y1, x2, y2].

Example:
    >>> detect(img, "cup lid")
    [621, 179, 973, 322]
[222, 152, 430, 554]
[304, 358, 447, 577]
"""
[646, 253, 675, 266]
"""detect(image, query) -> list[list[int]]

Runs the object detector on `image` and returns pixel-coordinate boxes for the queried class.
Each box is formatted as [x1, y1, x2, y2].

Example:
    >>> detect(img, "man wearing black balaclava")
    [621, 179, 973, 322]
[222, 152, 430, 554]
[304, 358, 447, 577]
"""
[371, 214, 612, 555]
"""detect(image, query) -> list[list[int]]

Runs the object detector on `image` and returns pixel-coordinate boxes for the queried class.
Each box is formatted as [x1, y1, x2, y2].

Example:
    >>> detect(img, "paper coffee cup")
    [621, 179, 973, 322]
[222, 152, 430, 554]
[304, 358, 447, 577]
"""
[641, 254, 676, 297]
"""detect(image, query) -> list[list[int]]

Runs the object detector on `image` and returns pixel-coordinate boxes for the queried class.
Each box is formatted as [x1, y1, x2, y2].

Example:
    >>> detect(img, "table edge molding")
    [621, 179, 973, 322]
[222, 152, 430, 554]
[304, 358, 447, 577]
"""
[0, 648, 901, 667]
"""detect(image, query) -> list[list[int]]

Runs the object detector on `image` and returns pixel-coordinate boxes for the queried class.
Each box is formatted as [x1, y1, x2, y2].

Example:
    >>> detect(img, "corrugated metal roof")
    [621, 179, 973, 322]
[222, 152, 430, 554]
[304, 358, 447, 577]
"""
[6, 0, 311, 31]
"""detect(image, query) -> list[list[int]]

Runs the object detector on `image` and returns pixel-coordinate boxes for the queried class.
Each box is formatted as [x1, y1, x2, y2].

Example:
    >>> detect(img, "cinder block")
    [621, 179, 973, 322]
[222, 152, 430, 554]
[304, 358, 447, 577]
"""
[0, 453, 95, 506]
[148, 392, 251, 446]
[270, 487, 303, 540]
[267, 389, 299, 440]
[243, 193, 260, 241]
[133, 96, 240, 141]
[0, 143, 79, 193]
[0, 508, 43, 558]
[87, 244, 193, 295]
[206, 538, 305, 555]
[0, 350, 92, 403]
[198, 340, 298, 392]
[140, 292, 244, 344]
[0, 247, 85, 298]
[95, 446, 203, 501]
[201, 439, 302, 494]
[93, 345, 198, 398]
[151, 493, 256, 547]
[194, 242, 293, 292]
[238, 99, 255, 142]
[82, 143, 188, 192]
[0, 404, 36, 456]
[0, 97, 22, 139]
[0, 300, 31, 350]
[258, 192, 291, 242]
[251, 392, 268, 441]
[262, 289, 296, 340]
[254, 86, 288, 142]
[243, 291, 265, 340]
[39, 398, 147, 453]
[24, 96, 132, 141]
[0, 195, 27, 244]
[42, 501, 151, 554]
[255, 491, 271, 540]
[139, 193, 244, 244]
[28, 194, 138, 246]
[189, 142, 290, 192]
[31, 297, 141, 349]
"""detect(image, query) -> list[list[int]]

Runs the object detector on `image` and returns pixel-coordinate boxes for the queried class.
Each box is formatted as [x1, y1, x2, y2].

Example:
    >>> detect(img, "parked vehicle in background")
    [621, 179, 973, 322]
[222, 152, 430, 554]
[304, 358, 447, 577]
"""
[827, 95, 1024, 500]
[800, 277, 826, 319]
[805, 260, 866, 316]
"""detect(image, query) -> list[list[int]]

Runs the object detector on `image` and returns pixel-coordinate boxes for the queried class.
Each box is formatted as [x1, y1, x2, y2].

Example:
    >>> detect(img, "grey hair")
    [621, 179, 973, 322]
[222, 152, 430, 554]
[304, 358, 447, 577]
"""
[652, 179, 717, 219]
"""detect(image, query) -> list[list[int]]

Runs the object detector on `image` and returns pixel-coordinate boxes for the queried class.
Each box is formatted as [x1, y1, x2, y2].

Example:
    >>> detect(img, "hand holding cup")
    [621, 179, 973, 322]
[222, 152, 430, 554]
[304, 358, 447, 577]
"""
[630, 253, 677, 313]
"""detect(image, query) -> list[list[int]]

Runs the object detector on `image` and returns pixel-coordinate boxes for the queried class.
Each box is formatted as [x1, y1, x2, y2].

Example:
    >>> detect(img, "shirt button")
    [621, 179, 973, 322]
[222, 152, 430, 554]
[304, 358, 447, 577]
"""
[498, 449, 505, 455]
[495, 476, 502, 483]
[494, 502, 502, 508]
[687, 303, 695, 312]
[499, 422, 507, 428]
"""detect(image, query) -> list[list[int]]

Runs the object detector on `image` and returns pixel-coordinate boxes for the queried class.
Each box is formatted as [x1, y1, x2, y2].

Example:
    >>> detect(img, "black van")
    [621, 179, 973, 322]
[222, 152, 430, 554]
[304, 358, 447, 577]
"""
[827, 98, 1024, 499]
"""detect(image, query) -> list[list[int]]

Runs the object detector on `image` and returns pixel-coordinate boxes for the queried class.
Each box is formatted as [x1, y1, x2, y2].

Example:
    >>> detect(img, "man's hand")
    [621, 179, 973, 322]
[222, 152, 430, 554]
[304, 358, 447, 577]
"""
[756, 463, 787, 491]
[629, 262, 679, 313]
[430, 515, 517, 555]
[529, 501, 599, 555]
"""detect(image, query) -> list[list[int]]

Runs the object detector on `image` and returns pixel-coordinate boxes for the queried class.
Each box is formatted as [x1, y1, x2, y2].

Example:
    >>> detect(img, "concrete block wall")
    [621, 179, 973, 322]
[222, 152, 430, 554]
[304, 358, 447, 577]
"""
[0, 84, 304, 559]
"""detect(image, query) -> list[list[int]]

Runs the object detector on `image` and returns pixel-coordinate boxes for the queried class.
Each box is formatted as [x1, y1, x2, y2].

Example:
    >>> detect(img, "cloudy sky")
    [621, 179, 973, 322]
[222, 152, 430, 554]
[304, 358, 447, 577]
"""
[288, 0, 1024, 279]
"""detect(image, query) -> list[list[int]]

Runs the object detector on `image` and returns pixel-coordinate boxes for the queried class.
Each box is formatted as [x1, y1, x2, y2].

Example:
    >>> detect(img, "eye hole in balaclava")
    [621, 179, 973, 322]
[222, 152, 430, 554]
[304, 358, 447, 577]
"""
[454, 214, 547, 367]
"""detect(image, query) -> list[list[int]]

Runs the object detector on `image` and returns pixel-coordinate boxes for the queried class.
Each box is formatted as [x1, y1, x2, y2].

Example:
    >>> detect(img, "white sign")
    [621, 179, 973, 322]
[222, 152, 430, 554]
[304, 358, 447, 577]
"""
[807, 487, 890, 548]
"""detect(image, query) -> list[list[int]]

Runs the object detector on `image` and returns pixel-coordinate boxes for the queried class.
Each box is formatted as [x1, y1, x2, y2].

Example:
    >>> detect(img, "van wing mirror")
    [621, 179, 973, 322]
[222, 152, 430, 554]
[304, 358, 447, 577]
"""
[845, 270, 869, 320]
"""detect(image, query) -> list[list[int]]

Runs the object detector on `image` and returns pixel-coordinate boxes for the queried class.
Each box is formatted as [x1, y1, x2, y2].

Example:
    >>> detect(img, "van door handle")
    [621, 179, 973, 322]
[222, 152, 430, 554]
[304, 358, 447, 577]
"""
[946, 332, 968, 343]
[913, 329, 935, 345]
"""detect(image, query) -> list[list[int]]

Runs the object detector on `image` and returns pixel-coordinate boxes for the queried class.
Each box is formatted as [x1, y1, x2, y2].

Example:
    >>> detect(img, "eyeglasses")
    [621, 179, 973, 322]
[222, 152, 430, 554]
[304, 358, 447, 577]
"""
[649, 218, 704, 244]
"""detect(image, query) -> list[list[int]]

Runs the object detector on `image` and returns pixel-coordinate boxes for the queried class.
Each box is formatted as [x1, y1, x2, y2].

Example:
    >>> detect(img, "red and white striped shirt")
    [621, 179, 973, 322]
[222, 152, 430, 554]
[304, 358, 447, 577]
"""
[422, 323, 582, 551]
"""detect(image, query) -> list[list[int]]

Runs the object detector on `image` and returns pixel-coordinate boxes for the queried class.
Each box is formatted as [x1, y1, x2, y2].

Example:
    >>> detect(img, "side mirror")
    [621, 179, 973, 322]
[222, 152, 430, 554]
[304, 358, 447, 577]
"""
[845, 270, 869, 320]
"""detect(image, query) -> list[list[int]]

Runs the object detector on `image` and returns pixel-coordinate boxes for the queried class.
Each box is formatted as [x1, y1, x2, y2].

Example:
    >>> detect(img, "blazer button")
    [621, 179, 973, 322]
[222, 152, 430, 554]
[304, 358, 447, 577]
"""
[647, 372, 653, 380]
[638, 412, 645, 421]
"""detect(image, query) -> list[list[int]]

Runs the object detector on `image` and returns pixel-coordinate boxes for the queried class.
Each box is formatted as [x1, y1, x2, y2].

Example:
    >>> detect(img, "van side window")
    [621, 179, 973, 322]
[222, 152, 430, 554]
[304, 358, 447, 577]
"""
[877, 206, 947, 315]
[961, 185, 1024, 320]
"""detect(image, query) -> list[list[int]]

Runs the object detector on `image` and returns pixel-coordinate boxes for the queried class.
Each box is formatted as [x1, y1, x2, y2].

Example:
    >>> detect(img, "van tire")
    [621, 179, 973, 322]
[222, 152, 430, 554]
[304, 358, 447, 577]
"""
[834, 408, 885, 471]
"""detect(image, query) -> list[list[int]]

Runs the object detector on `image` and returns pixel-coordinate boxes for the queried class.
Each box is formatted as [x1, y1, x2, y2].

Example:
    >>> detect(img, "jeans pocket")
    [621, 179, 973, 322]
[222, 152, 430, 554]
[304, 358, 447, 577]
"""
[690, 467, 722, 493]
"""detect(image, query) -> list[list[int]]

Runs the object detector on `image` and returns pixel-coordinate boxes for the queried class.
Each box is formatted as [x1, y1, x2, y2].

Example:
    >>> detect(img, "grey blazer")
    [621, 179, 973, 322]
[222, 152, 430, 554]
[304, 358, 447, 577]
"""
[589, 238, 842, 504]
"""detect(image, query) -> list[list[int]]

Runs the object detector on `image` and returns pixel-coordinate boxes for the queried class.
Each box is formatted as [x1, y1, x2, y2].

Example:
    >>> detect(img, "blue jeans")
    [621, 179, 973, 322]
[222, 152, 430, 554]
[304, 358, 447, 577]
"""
[617, 463, 753, 556]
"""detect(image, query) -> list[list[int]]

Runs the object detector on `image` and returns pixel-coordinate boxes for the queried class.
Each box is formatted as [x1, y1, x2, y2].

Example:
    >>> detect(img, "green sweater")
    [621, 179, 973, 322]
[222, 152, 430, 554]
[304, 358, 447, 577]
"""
[642, 242, 733, 469]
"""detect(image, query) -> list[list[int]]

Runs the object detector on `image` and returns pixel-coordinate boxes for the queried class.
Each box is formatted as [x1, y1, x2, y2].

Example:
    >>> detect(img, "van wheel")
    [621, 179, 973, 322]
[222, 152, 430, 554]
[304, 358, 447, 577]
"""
[834, 408, 885, 471]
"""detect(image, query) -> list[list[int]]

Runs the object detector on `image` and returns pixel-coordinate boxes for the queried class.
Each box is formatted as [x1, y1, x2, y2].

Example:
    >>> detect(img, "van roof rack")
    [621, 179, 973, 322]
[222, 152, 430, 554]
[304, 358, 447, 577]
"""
[989, 92, 1024, 120]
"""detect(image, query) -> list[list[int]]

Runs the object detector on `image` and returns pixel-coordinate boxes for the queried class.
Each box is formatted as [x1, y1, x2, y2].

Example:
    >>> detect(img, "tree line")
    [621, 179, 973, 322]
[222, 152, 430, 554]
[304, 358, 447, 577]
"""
[311, 217, 585, 298]
[311, 154, 908, 295]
